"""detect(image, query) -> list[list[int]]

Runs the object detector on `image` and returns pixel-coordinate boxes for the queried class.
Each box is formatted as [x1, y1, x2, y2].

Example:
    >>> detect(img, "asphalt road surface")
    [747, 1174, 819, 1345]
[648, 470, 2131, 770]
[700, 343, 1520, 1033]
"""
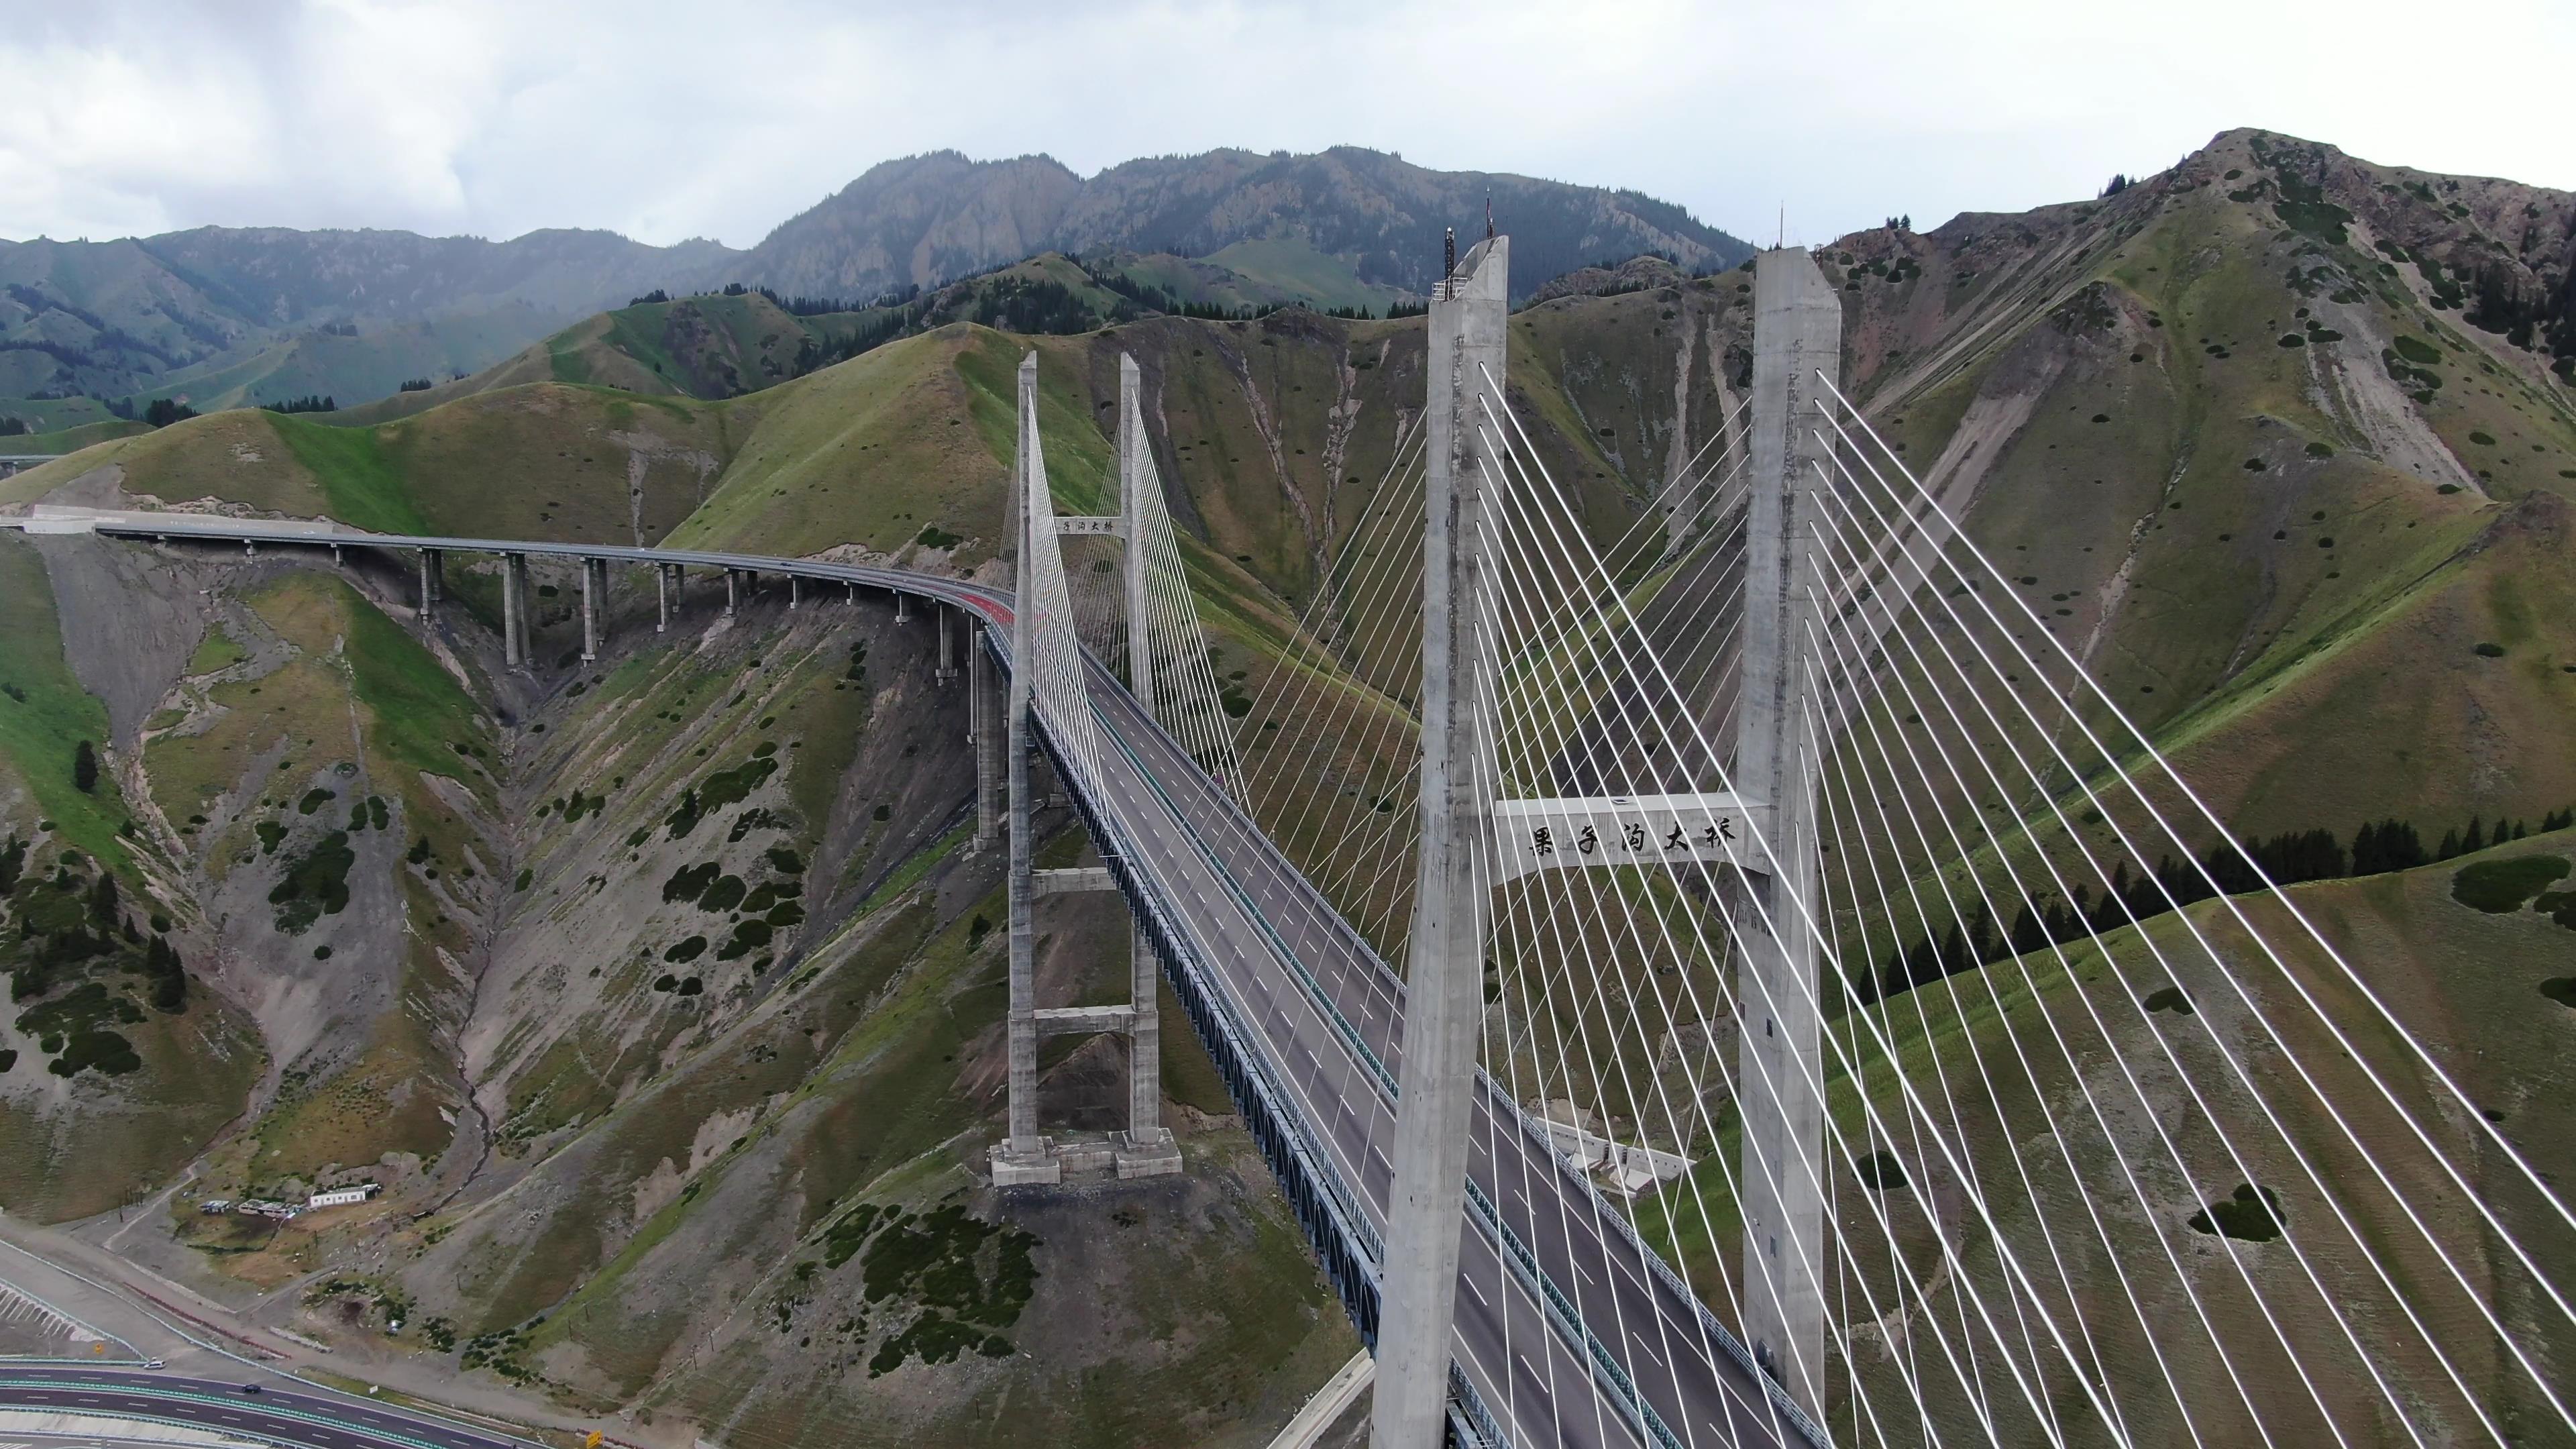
[0, 1366, 525, 1449]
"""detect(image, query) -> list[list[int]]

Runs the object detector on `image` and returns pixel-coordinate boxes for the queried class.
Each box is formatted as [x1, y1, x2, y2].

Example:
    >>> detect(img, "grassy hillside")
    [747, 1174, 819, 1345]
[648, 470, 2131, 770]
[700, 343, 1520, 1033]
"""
[343, 250, 1417, 429]
[3, 386, 743, 545]
[1639, 830, 2576, 1446]
[146, 311, 549, 415]
[0, 123, 2569, 1445]
[3, 419, 150, 455]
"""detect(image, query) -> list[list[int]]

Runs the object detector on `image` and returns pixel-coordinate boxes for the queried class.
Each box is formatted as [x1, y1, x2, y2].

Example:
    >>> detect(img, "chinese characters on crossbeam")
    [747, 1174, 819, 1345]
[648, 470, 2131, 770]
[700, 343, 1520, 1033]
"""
[1489, 793, 1776, 883]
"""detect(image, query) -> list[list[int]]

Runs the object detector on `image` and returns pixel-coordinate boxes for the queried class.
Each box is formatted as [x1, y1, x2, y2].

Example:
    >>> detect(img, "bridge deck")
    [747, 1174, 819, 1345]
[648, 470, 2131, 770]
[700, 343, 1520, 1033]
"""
[11, 513, 1816, 1449]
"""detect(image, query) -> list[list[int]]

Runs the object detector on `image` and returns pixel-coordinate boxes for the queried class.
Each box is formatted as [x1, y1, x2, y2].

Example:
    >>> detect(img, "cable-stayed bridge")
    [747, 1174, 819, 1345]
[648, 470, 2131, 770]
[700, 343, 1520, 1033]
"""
[9, 237, 2567, 1449]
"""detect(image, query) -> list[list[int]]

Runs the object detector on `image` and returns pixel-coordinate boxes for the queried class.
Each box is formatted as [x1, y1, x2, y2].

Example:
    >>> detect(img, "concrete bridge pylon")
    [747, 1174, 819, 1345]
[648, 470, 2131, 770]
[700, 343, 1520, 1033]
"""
[1731, 246, 1841, 1421]
[1373, 231, 1509, 1449]
[989, 350, 1180, 1187]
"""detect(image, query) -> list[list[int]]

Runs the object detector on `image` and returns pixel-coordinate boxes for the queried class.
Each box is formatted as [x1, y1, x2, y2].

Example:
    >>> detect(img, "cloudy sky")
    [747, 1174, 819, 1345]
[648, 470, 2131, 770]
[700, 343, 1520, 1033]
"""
[4, 0, 2569, 252]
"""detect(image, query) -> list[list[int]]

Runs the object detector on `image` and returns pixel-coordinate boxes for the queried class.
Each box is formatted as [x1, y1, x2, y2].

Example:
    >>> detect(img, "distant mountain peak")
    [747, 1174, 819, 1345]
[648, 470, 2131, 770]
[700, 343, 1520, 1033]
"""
[743, 144, 1752, 303]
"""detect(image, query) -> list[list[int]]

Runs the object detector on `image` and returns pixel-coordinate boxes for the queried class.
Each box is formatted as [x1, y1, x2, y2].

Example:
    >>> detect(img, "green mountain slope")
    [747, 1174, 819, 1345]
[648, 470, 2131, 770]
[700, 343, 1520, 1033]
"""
[0, 125, 2568, 1446]
[1642, 828, 2576, 1447]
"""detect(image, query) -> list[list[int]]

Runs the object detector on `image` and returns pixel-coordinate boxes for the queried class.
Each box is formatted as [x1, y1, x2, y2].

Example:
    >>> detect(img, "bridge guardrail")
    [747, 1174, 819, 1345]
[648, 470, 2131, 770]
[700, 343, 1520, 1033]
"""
[1028, 688, 1389, 1342]
[1057, 679, 1514, 1444]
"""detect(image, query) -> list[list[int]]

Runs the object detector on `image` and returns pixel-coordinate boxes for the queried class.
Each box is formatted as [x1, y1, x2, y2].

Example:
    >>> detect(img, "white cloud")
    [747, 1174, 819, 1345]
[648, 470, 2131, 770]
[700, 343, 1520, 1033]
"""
[1, 0, 2568, 250]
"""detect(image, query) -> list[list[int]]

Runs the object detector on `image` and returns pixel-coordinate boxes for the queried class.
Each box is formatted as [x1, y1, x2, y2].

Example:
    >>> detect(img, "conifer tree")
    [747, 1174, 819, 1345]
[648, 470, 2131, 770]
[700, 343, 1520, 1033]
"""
[2009, 904, 2047, 957]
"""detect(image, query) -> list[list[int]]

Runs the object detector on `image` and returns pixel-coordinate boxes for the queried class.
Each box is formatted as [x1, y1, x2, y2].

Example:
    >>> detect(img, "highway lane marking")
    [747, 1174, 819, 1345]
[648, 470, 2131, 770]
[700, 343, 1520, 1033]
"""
[1629, 1332, 1664, 1371]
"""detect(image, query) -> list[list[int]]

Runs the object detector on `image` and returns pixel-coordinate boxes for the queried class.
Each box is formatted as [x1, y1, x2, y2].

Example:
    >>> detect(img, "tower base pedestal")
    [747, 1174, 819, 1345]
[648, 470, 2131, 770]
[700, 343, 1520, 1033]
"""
[1115, 1128, 1182, 1179]
[987, 1139, 1063, 1187]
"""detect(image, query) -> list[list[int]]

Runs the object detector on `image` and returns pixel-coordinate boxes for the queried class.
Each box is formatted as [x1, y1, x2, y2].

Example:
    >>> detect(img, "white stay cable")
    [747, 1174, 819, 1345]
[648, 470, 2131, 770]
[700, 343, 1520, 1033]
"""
[1815, 373, 2576, 1259]
[1460, 405, 1898, 1442]
[1786, 660, 2074, 1445]
[1468, 429, 2045, 1446]
[1792, 528, 2274, 1449]
[1475, 367, 2141, 1449]
[1022, 400, 1109, 798]
[1808, 409, 2571, 1434]
[1801, 455, 2523, 1444]
[1262, 445, 1435, 900]
[1471, 525, 1958, 1449]
[1240, 427, 1429, 825]
[1463, 644, 1678, 1448]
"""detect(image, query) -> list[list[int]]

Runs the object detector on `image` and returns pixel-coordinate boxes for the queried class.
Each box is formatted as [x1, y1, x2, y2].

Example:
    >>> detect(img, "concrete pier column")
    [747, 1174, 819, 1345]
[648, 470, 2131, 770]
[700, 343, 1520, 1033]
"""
[330, 543, 343, 566]
[722, 569, 740, 618]
[1374, 234, 1507, 1449]
[427, 550, 443, 603]
[936, 604, 953, 683]
[896, 591, 910, 625]
[845, 580, 857, 604]
[655, 564, 672, 633]
[244, 539, 257, 557]
[579, 558, 601, 662]
[1113, 921, 1179, 1177]
[788, 575, 801, 610]
[1732, 246, 1842, 1421]
[501, 553, 528, 669]
[972, 630, 1000, 847]
[418, 551, 437, 623]
[1128, 925, 1162, 1137]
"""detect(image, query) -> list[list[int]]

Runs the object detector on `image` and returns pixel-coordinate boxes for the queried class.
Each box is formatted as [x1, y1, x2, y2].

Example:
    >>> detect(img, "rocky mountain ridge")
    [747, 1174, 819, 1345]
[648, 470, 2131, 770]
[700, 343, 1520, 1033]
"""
[739, 145, 1751, 303]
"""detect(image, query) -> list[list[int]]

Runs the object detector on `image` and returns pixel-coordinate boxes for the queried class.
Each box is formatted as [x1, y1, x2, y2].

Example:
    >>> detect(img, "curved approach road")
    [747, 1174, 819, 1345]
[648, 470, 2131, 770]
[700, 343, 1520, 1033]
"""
[0, 1366, 524, 1448]
[7, 511, 1815, 1449]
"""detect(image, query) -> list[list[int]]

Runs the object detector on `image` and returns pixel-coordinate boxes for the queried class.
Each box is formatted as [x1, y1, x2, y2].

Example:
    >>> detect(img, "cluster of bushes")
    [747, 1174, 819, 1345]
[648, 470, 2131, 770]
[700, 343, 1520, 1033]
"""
[269, 832, 356, 934]
[1856, 806, 2576, 1004]
[663, 751, 782, 839]
[961, 276, 1110, 334]
[657, 842, 805, 974]
[3, 843, 186, 1063]
[796, 1201, 1036, 1376]
[262, 394, 335, 414]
